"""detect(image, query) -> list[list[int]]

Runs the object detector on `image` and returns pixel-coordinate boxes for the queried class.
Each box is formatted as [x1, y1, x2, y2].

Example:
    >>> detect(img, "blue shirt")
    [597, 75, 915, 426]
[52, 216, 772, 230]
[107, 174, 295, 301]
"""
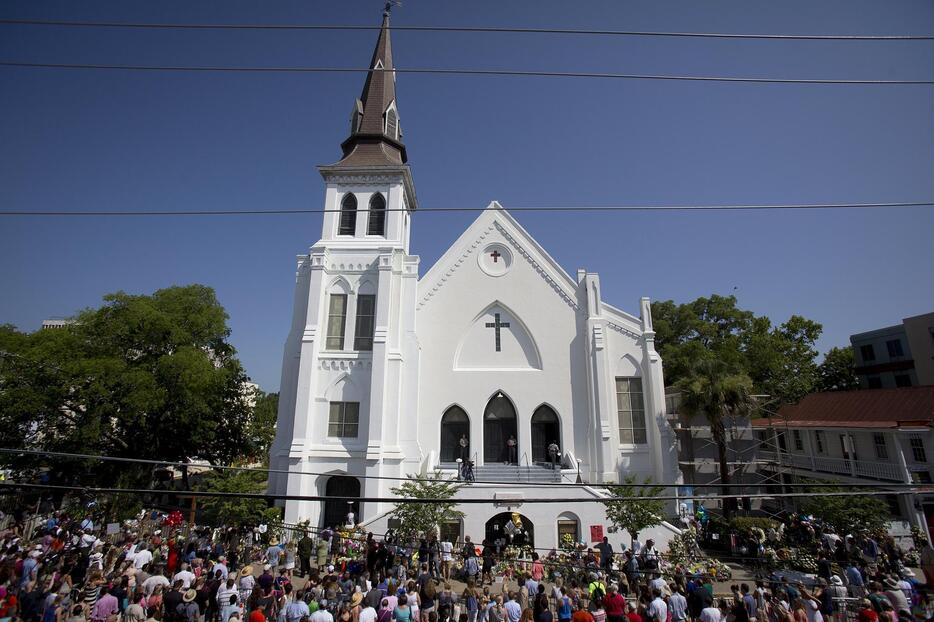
[504, 601, 521, 622]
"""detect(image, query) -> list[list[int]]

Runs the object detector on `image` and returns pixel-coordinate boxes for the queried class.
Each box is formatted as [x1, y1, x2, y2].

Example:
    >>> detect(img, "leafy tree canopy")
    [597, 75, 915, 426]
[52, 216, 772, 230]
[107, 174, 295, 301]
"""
[194, 468, 280, 527]
[653, 295, 823, 404]
[602, 475, 665, 544]
[817, 346, 859, 392]
[388, 471, 464, 540]
[0, 285, 254, 487]
[802, 489, 891, 536]
[248, 391, 279, 462]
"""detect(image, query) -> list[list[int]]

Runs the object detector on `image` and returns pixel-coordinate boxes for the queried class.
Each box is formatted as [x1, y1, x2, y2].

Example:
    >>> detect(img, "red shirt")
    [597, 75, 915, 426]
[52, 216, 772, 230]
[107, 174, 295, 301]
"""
[250, 609, 267, 622]
[603, 593, 626, 616]
[627, 613, 642, 622]
[858, 609, 878, 622]
[572, 611, 594, 622]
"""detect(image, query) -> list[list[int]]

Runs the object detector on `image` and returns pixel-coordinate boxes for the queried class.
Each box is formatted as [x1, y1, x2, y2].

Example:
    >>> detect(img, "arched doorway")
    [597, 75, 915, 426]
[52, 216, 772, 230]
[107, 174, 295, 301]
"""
[531, 405, 561, 464]
[440, 406, 470, 463]
[322, 475, 360, 529]
[484, 392, 518, 463]
[485, 511, 534, 549]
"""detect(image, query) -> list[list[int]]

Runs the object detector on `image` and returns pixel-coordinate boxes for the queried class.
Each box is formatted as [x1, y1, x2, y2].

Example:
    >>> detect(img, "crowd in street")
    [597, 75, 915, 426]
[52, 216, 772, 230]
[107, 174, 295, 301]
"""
[0, 507, 932, 622]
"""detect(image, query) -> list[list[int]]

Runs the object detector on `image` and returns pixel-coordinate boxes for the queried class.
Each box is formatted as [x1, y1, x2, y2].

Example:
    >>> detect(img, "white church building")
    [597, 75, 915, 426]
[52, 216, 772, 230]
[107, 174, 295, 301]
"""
[268, 11, 682, 550]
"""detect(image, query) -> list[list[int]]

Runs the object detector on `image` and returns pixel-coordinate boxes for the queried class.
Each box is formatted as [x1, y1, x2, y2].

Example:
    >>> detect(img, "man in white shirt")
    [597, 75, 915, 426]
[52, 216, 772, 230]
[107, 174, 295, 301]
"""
[358, 606, 377, 622]
[134, 545, 153, 570]
[143, 571, 170, 596]
[311, 605, 334, 622]
[647, 588, 668, 622]
[699, 604, 721, 622]
[173, 563, 195, 589]
[213, 556, 230, 581]
[440, 540, 453, 580]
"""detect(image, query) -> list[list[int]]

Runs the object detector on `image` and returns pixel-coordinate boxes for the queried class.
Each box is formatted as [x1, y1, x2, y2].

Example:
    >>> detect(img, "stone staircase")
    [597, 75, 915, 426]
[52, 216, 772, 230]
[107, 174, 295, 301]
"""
[442, 463, 563, 483]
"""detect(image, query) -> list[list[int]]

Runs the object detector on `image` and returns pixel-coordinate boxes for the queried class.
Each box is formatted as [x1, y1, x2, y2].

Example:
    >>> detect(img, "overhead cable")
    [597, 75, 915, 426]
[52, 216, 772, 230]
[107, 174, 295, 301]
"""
[0, 447, 925, 490]
[1, 62, 932, 85]
[1, 201, 932, 218]
[1, 19, 932, 41]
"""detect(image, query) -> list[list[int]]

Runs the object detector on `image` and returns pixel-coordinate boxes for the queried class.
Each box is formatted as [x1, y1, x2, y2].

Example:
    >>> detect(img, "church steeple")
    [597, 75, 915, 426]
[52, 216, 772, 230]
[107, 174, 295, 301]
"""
[333, 7, 407, 167]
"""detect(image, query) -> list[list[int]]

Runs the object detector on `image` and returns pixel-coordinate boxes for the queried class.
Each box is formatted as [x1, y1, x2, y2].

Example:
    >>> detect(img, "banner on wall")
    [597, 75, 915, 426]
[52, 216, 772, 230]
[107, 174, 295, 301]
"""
[590, 524, 604, 542]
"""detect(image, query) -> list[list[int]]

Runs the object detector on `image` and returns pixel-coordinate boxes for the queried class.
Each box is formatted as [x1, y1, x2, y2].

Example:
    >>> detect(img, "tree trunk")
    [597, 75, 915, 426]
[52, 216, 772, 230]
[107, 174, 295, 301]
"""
[710, 413, 734, 519]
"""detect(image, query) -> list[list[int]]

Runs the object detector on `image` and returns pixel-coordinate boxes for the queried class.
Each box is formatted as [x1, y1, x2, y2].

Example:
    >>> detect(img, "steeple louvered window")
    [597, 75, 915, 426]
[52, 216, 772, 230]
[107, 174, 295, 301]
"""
[385, 108, 398, 140]
[367, 193, 386, 236]
[339, 193, 357, 236]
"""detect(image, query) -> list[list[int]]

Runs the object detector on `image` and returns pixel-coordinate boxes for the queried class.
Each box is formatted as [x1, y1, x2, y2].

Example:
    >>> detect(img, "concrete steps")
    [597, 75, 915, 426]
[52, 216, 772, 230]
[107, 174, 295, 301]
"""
[441, 462, 563, 483]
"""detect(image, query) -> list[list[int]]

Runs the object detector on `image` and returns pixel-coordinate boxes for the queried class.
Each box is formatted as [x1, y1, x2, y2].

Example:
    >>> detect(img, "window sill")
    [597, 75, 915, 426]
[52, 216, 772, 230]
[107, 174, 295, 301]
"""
[618, 444, 650, 453]
[320, 350, 373, 359]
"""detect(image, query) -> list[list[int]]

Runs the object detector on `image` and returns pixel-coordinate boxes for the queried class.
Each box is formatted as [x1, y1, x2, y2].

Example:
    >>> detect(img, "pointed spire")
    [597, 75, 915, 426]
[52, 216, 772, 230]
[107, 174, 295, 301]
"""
[333, 8, 407, 167]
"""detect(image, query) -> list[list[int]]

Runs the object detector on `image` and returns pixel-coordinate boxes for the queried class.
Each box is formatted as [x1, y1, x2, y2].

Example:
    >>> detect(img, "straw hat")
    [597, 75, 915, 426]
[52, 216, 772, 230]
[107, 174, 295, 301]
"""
[240, 565, 254, 577]
[830, 576, 843, 586]
[883, 578, 900, 590]
[350, 592, 364, 607]
[183, 589, 197, 603]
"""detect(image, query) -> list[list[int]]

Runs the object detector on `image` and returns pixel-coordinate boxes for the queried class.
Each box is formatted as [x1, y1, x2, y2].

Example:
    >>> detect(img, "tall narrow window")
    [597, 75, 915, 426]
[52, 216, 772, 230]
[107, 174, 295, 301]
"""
[385, 108, 398, 140]
[910, 436, 927, 463]
[326, 294, 347, 350]
[328, 402, 359, 437]
[886, 339, 904, 357]
[367, 193, 386, 236]
[354, 294, 376, 351]
[873, 433, 888, 459]
[339, 193, 357, 236]
[615, 377, 646, 444]
[814, 430, 825, 454]
[793, 430, 803, 451]
[860, 344, 875, 362]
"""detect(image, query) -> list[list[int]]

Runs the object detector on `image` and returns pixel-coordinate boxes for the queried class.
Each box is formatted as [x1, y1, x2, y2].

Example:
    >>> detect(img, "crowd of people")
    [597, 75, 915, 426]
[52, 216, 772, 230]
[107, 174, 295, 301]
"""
[0, 507, 931, 622]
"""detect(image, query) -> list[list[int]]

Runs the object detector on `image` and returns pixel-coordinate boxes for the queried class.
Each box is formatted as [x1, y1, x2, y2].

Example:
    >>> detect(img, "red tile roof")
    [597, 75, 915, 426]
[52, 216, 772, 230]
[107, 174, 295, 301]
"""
[750, 386, 934, 429]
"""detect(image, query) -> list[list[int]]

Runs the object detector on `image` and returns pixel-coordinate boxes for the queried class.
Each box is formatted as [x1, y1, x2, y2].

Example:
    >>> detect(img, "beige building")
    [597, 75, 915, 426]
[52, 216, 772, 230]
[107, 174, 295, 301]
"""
[850, 312, 934, 389]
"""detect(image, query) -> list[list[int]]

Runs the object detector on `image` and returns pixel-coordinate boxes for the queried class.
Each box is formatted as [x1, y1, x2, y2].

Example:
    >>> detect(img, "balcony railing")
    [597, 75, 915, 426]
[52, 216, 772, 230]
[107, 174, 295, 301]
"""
[759, 449, 903, 482]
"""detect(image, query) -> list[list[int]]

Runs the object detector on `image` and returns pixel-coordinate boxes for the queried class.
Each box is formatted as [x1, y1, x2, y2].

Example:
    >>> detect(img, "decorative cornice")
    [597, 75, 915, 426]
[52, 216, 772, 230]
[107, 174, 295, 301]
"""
[416, 219, 580, 312]
[322, 173, 401, 187]
[417, 224, 496, 309]
[319, 358, 373, 371]
[607, 321, 642, 341]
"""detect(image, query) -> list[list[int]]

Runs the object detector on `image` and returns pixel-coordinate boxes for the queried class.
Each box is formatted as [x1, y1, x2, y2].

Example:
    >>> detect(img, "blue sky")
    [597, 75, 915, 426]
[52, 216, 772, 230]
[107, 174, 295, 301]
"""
[2, 1, 933, 391]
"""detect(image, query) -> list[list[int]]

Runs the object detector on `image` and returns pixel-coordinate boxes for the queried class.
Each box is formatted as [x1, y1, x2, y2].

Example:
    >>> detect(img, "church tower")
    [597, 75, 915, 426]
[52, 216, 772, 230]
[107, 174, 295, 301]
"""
[269, 8, 421, 527]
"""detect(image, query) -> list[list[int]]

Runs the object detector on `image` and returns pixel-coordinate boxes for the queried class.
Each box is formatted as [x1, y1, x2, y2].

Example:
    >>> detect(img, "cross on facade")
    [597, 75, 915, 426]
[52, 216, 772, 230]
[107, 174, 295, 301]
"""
[485, 312, 510, 352]
[489, 250, 502, 263]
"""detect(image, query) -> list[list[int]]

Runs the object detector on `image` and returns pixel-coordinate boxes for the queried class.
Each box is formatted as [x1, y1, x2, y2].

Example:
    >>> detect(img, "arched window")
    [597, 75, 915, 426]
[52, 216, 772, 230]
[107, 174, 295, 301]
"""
[440, 406, 470, 463]
[367, 193, 386, 236]
[338, 193, 357, 236]
[385, 108, 398, 140]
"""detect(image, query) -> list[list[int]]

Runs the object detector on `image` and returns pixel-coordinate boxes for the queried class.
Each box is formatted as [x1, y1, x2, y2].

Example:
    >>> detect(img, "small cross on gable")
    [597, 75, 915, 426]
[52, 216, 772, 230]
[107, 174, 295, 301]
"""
[489, 250, 502, 263]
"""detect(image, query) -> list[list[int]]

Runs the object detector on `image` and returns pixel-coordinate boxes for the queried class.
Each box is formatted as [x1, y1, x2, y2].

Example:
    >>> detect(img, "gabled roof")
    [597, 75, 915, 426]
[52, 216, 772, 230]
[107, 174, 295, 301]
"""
[330, 10, 408, 168]
[750, 386, 934, 429]
[416, 202, 644, 335]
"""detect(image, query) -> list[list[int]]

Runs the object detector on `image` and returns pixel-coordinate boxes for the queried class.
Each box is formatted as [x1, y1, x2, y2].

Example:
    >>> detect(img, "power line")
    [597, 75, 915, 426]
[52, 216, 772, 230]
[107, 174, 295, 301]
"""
[0, 447, 924, 490]
[1, 201, 932, 218]
[0, 480, 924, 504]
[2, 19, 932, 41]
[1, 62, 932, 85]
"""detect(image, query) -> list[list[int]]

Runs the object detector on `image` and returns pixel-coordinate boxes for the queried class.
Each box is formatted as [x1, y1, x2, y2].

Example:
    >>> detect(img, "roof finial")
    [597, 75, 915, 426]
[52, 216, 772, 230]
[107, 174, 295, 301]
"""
[384, 1, 401, 17]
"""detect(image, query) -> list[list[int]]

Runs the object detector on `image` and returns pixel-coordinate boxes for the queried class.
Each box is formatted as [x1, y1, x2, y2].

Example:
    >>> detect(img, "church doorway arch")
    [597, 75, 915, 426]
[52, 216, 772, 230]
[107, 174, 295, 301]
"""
[483, 392, 518, 463]
[440, 406, 470, 463]
[485, 511, 534, 549]
[531, 405, 561, 464]
[322, 475, 360, 529]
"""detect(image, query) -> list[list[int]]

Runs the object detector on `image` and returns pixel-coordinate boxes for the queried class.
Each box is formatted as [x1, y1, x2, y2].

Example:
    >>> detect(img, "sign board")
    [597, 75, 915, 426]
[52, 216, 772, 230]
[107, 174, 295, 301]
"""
[589, 524, 604, 542]
[106, 523, 120, 535]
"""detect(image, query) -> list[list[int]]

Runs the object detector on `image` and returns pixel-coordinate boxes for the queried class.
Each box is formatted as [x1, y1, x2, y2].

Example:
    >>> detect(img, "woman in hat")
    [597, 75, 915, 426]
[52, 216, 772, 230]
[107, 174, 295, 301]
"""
[350, 592, 364, 622]
[284, 543, 297, 580]
[179, 589, 200, 622]
[240, 566, 257, 603]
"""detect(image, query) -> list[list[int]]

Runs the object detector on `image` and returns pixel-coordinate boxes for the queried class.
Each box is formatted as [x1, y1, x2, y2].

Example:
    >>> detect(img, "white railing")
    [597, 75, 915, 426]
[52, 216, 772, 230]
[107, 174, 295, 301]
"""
[761, 450, 902, 481]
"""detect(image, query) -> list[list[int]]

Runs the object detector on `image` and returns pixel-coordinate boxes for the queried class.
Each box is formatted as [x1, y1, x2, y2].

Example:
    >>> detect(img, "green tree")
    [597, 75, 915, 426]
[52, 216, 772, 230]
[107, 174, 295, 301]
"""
[652, 295, 822, 405]
[195, 468, 280, 526]
[802, 489, 890, 536]
[602, 475, 666, 545]
[0, 285, 253, 488]
[388, 471, 464, 539]
[817, 347, 859, 392]
[676, 359, 757, 518]
[247, 391, 279, 460]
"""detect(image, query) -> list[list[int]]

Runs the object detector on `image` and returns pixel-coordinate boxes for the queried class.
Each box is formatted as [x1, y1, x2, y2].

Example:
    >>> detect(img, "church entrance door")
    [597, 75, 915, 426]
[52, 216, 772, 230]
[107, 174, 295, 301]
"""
[322, 475, 360, 529]
[440, 406, 470, 463]
[483, 392, 518, 464]
[484, 511, 534, 550]
[531, 405, 560, 464]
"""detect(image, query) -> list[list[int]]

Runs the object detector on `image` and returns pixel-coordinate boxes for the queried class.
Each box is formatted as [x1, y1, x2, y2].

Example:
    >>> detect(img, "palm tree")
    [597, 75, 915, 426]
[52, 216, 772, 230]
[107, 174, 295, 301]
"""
[676, 359, 757, 519]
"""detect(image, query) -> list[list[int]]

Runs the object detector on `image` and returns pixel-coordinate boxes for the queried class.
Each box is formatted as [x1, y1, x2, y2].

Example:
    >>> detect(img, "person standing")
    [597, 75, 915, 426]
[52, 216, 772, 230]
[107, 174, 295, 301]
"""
[547, 442, 560, 470]
[595, 538, 613, 573]
[506, 437, 517, 465]
[459, 436, 469, 462]
[298, 533, 314, 578]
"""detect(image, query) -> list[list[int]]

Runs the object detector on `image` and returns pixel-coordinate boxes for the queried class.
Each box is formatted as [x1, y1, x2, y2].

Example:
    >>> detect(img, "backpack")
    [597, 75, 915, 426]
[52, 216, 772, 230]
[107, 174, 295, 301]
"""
[591, 584, 605, 602]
